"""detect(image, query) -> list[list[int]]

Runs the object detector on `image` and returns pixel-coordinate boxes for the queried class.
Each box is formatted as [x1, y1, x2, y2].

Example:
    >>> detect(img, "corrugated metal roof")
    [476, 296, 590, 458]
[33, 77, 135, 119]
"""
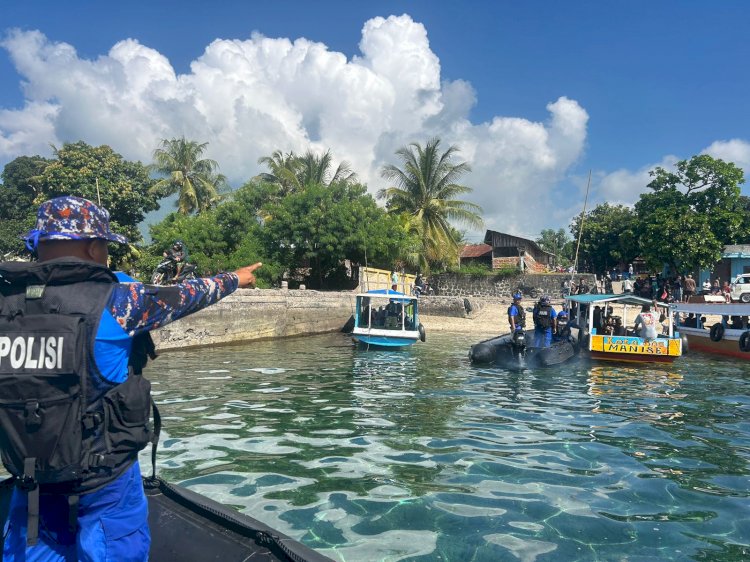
[722, 245, 750, 258]
[460, 244, 492, 258]
[482, 230, 555, 258]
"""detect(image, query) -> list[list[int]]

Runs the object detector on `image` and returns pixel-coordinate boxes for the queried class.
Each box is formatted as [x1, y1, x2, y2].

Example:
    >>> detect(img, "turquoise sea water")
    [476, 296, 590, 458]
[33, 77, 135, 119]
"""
[144, 332, 750, 561]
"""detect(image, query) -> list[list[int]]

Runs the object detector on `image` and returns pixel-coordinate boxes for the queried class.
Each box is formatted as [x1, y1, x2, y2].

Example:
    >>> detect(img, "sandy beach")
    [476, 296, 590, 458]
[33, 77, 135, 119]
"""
[421, 297, 566, 335]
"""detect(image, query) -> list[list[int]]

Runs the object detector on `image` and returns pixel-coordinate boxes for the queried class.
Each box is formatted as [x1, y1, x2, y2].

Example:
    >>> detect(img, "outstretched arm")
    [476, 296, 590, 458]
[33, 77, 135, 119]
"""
[110, 263, 262, 336]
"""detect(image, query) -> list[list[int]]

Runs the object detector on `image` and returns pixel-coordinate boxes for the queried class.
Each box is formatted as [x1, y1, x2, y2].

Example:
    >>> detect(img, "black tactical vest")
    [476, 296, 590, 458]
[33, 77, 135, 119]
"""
[508, 304, 526, 329]
[534, 304, 553, 329]
[0, 258, 158, 544]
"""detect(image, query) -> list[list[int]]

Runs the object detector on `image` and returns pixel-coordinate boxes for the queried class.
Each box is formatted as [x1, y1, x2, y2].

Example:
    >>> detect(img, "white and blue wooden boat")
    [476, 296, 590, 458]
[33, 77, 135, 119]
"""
[351, 290, 425, 349]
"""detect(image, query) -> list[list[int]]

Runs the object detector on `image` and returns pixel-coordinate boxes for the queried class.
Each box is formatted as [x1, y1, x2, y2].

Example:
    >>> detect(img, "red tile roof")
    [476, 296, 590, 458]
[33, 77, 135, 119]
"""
[460, 244, 492, 258]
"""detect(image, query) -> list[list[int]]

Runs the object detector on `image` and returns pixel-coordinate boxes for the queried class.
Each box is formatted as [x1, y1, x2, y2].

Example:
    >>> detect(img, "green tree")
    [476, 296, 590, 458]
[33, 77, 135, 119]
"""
[0, 155, 51, 255]
[570, 203, 638, 273]
[536, 228, 573, 265]
[256, 150, 303, 196]
[262, 182, 406, 288]
[150, 137, 226, 214]
[634, 155, 745, 272]
[378, 137, 483, 270]
[29, 142, 159, 267]
[257, 149, 356, 193]
[145, 206, 280, 288]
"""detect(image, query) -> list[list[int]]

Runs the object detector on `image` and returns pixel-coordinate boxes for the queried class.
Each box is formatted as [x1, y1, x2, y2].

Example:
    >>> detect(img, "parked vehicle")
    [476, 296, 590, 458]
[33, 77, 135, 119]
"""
[730, 273, 750, 303]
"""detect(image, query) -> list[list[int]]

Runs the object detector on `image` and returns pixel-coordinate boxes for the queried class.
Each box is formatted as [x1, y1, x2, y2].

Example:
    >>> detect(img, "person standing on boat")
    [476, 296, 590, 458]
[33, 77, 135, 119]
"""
[0, 196, 262, 562]
[507, 291, 526, 340]
[532, 295, 557, 347]
[633, 302, 659, 341]
[390, 269, 399, 291]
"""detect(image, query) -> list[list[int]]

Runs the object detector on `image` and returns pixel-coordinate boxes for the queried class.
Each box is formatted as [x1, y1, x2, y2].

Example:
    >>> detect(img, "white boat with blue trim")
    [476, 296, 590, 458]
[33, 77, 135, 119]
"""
[351, 289, 425, 349]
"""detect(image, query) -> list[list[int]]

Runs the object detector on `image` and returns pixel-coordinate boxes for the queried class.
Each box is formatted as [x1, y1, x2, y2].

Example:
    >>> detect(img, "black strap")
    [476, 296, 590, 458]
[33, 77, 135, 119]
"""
[22, 457, 39, 546]
[67, 495, 79, 534]
[150, 399, 162, 479]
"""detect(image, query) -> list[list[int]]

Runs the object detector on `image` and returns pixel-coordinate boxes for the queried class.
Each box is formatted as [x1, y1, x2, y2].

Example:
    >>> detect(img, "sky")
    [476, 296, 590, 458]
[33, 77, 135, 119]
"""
[1, 0, 749, 242]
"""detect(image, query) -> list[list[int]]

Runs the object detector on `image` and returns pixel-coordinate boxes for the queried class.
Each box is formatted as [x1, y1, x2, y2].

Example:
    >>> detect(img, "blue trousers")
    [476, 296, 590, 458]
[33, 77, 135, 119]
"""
[3, 462, 150, 561]
[534, 327, 552, 347]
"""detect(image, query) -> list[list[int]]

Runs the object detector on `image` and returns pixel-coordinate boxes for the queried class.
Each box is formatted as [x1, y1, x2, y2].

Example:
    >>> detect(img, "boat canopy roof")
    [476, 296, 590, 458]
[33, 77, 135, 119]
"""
[565, 294, 656, 307]
[356, 289, 417, 303]
[670, 302, 750, 316]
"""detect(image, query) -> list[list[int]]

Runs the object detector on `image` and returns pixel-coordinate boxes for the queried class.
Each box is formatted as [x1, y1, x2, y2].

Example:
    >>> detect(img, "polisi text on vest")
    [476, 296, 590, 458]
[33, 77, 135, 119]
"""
[0, 336, 64, 369]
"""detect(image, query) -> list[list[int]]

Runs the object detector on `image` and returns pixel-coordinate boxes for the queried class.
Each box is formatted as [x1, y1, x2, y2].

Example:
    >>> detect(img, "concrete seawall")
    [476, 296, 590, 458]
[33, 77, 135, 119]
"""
[153, 289, 486, 351]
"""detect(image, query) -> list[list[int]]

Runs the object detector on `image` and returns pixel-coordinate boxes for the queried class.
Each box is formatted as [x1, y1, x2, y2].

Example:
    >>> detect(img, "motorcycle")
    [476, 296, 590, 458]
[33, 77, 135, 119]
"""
[413, 282, 434, 297]
[150, 257, 198, 285]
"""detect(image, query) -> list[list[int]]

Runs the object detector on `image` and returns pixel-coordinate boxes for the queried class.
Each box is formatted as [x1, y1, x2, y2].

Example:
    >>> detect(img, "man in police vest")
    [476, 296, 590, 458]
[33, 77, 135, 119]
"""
[507, 291, 525, 344]
[0, 196, 261, 561]
[532, 295, 557, 348]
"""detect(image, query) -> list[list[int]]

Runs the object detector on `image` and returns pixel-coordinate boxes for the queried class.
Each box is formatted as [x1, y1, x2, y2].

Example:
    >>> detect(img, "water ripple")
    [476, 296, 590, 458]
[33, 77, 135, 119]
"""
[145, 332, 750, 561]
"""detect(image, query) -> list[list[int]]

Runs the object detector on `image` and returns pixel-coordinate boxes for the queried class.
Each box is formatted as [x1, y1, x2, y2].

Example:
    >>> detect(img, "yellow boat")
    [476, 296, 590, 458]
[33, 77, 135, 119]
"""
[565, 294, 683, 364]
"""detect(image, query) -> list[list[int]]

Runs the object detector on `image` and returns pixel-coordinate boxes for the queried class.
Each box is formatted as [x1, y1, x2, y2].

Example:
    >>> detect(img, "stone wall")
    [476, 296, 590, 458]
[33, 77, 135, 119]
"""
[152, 289, 485, 351]
[153, 289, 357, 351]
[418, 296, 485, 318]
[431, 272, 597, 299]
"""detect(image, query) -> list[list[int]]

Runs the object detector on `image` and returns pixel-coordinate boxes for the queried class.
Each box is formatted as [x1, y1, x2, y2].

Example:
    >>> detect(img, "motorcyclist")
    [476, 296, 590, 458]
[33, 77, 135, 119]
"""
[414, 273, 426, 296]
[163, 240, 188, 279]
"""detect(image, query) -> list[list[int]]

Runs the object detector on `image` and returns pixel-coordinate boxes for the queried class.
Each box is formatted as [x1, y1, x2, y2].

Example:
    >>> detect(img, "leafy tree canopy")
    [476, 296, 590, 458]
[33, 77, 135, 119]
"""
[1, 143, 158, 266]
[262, 182, 406, 288]
[635, 155, 745, 272]
[536, 228, 574, 265]
[570, 203, 638, 273]
[0, 155, 51, 255]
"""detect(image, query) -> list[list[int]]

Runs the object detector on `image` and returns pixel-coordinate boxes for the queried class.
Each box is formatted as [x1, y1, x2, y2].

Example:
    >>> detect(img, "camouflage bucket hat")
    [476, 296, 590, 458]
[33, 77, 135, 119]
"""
[23, 196, 128, 251]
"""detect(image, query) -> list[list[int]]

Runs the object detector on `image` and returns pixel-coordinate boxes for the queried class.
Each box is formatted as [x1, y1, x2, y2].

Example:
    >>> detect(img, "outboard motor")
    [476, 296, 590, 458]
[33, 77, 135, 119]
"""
[511, 330, 526, 359]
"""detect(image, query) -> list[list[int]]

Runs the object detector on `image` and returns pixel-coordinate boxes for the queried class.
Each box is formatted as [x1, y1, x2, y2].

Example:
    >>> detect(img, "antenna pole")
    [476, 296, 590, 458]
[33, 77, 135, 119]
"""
[572, 170, 592, 276]
[95, 178, 102, 206]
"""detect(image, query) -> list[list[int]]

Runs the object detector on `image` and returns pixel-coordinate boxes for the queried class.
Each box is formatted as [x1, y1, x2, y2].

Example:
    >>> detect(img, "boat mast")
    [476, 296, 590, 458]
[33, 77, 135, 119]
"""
[571, 170, 592, 287]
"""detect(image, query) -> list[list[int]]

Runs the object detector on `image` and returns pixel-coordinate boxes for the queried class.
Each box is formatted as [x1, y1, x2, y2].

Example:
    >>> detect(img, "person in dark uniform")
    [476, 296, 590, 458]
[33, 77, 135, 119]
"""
[507, 291, 526, 345]
[532, 295, 557, 347]
[1, 196, 262, 561]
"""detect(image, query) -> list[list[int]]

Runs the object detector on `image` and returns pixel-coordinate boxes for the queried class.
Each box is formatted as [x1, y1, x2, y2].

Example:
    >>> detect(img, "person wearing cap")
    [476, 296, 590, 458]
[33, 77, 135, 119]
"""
[532, 295, 557, 347]
[0, 196, 262, 561]
[507, 291, 526, 335]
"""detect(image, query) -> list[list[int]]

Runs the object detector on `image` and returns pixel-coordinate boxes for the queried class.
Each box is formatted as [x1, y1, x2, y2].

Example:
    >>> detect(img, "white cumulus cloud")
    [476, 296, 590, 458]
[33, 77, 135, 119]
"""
[703, 139, 750, 173]
[0, 15, 590, 238]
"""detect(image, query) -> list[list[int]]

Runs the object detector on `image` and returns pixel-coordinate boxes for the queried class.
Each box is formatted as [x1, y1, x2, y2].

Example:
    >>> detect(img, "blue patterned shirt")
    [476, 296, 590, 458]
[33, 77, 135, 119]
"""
[95, 272, 239, 382]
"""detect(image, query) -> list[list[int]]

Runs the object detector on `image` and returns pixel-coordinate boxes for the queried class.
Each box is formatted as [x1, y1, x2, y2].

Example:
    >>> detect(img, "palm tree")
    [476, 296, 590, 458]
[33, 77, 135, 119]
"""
[297, 149, 357, 188]
[150, 138, 226, 214]
[257, 149, 357, 193]
[256, 150, 303, 195]
[379, 137, 483, 267]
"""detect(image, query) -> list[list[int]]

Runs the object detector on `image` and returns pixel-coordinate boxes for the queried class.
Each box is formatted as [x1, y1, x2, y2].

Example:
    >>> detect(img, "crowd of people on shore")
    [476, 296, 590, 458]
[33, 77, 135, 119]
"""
[618, 273, 733, 303]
